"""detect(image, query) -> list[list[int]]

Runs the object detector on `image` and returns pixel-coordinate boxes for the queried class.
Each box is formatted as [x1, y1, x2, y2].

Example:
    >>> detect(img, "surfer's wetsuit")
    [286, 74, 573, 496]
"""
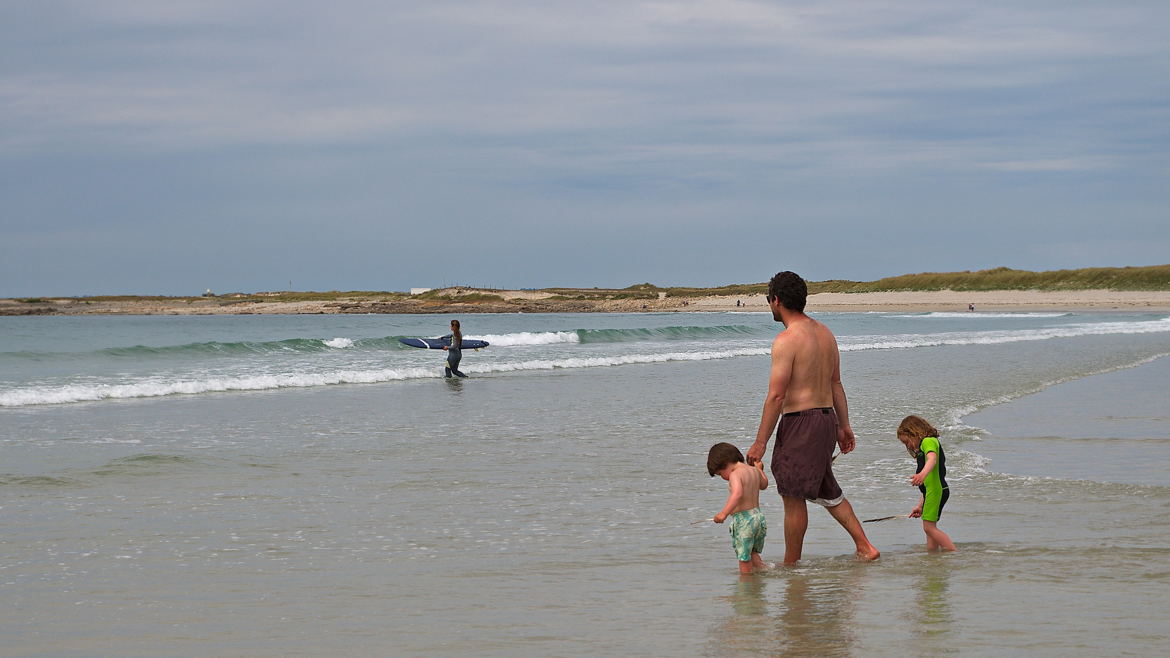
[916, 436, 949, 522]
[443, 333, 466, 378]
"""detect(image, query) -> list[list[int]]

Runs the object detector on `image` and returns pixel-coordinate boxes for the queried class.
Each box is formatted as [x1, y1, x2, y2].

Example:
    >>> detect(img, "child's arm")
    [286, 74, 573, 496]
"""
[910, 494, 924, 518]
[713, 474, 744, 524]
[756, 460, 769, 490]
[910, 452, 937, 487]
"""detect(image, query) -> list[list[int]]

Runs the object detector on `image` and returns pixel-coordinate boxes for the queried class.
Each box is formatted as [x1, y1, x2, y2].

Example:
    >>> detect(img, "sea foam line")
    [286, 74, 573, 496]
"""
[841, 316, 1170, 351]
[0, 348, 769, 407]
[890, 312, 1074, 319]
[0, 367, 438, 407]
[944, 351, 1170, 431]
[468, 331, 579, 347]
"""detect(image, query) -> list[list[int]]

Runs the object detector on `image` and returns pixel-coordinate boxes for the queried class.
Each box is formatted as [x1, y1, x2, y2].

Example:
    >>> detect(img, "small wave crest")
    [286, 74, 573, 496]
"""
[468, 325, 756, 347]
[576, 325, 757, 343]
[842, 316, 1170, 352]
[92, 454, 205, 476]
[0, 366, 440, 406]
[470, 331, 579, 347]
[891, 312, 1074, 319]
[0, 474, 80, 487]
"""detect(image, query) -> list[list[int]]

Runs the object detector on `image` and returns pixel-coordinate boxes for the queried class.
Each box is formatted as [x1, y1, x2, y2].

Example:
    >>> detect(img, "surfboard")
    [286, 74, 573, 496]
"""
[398, 337, 489, 350]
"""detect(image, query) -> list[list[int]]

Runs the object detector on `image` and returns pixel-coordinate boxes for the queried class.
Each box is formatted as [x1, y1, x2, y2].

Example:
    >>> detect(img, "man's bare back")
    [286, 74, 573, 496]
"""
[748, 309, 853, 461]
[774, 315, 839, 413]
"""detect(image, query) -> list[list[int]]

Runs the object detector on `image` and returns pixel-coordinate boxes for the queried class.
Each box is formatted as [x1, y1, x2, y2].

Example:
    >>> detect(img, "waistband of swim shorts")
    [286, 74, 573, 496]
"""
[782, 407, 834, 418]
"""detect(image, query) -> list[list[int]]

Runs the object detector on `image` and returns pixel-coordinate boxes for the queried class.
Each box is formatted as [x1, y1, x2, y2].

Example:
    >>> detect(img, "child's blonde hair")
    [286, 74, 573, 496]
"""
[896, 415, 940, 456]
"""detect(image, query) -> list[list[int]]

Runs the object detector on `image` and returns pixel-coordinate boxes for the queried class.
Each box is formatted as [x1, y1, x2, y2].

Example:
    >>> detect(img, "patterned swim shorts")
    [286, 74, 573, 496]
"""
[729, 507, 767, 562]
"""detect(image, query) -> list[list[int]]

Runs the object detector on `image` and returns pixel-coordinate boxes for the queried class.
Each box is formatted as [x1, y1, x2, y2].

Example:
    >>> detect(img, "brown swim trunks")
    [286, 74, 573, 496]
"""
[771, 407, 844, 507]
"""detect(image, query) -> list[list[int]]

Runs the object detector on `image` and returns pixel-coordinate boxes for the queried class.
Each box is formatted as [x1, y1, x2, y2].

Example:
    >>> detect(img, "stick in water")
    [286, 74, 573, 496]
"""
[691, 518, 713, 525]
[862, 514, 909, 523]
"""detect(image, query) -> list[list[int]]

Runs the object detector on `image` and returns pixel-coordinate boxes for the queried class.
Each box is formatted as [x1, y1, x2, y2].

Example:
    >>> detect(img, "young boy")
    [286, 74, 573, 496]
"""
[707, 442, 770, 573]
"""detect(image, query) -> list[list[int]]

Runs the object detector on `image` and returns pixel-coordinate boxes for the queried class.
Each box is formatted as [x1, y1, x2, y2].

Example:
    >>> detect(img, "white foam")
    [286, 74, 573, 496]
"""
[468, 331, 579, 347]
[890, 312, 1074, 319]
[476, 347, 768, 373]
[841, 316, 1170, 352]
[0, 367, 438, 406]
[324, 337, 354, 349]
[0, 347, 773, 406]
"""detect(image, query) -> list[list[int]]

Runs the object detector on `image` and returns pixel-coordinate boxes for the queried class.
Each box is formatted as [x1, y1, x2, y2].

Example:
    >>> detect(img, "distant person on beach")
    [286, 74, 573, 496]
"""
[441, 319, 467, 378]
[968, 303, 975, 312]
[746, 271, 880, 564]
[896, 415, 957, 551]
[708, 442, 770, 574]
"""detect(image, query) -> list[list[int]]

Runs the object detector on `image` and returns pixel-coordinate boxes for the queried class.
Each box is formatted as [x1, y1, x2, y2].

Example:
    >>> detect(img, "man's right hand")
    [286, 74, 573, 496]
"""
[746, 441, 766, 465]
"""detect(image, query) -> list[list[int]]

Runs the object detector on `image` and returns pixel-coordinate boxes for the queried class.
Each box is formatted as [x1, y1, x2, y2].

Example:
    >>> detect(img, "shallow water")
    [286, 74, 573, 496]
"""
[2, 311, 1169, 655]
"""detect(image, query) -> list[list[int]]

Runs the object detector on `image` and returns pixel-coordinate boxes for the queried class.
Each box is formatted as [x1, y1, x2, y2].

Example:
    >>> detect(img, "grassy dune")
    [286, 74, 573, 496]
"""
[668, 265, 1170, 296]
[9, 265, 1169, 307]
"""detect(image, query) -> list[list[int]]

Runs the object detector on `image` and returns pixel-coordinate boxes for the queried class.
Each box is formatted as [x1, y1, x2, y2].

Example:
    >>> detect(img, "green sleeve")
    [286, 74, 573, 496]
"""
[921, 436, 940, 454]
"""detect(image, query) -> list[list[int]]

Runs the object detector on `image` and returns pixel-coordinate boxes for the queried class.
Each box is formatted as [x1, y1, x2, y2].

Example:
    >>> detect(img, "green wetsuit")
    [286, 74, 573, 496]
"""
[915, 436, 949, 522]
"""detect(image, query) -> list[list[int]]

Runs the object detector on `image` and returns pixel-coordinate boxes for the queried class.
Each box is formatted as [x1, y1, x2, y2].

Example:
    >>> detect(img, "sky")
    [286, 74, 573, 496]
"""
[2, 0, 1168, 297]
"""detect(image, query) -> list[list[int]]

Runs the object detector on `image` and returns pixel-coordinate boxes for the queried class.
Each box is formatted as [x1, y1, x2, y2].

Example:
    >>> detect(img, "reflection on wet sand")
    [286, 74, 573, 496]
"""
[709, 563, 870, 656]
[914, 558, 954, 651]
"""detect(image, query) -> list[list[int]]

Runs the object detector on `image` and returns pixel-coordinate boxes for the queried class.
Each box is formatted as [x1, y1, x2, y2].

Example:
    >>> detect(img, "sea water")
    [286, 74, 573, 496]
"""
[2, 310, 1169, 655]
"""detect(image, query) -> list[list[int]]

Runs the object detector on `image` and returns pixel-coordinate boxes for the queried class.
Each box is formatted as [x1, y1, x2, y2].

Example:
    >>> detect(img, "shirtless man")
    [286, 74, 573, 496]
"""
[746, 271, 880, 564]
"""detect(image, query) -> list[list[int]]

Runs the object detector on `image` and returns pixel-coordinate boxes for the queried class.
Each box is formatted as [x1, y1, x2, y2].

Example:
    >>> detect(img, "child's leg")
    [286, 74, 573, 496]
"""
[738, 559, 755, 574]
[922, 520, 957, 551]
[750, 551, 767, 571]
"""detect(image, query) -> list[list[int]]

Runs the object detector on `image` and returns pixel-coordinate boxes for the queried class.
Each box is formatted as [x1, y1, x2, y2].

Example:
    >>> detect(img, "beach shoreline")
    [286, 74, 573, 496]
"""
[2, 288, 1169, 316]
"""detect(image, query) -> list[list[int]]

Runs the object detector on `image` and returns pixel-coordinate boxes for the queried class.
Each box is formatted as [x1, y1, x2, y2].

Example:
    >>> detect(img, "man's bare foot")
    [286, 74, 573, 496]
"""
[856, 546, 880, 561]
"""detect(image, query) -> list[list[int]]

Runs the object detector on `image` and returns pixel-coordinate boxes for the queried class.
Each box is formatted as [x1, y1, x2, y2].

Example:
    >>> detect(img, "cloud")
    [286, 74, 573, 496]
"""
[1, 1, 1168, 294]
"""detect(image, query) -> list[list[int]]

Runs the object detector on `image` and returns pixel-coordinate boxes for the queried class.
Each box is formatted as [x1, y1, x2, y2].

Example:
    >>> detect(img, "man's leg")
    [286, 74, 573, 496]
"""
[781, 495, 808, 564]
[825, 498, 880, 560]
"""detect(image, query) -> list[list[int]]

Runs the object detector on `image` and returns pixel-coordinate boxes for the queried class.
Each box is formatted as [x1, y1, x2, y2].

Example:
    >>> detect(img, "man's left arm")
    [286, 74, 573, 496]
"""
[830, 342, 855, 454]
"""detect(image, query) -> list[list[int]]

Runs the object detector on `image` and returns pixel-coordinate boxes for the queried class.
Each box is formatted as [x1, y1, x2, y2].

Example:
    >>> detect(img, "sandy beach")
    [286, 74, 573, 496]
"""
[3, 288, 1169, 315]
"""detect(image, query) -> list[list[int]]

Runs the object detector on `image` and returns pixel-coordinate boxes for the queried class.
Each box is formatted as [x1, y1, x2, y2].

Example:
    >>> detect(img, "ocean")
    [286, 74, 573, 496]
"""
[2, 310, 1169, 656]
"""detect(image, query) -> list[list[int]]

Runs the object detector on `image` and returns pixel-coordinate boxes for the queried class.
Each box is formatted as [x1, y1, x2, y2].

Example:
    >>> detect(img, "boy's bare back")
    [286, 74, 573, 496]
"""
[726, 462, 769, 515]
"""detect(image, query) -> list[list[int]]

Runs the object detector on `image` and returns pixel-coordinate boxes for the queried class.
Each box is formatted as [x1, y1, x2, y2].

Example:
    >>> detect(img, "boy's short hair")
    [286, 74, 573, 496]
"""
[707, 442, 745, 477]
[767, 271, 807, 312]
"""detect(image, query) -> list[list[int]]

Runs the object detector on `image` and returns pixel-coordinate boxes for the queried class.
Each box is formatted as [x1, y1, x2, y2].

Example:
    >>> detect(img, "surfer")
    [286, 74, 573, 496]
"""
[442, 319, 467, 378]
[746, 271, 879, 564]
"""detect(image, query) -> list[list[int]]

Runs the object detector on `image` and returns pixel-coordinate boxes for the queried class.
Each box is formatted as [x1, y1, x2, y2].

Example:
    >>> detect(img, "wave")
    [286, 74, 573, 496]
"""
[471, 325, 758, 346]
[0, 336, 390, 360]
[577, 325, 757, 343]
[0, 349, 769, 407]
[0, 325, 759, 360]
[945, 352, 1170, 430]
[470, 331, 579, 347]
[0, 366, 439, 406]
[3, 318, 1166, 407]
[889, 312, 1075, 319]
[841, 316, 1170, 351]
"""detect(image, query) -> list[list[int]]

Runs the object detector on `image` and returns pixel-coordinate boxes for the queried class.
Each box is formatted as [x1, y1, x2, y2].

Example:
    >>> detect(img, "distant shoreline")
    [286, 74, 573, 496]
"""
[4, 288, 1170, 315]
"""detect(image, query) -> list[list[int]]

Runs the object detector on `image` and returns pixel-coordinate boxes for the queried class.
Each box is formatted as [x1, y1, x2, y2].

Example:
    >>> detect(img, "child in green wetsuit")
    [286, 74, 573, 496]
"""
[896, 416, 957, 552]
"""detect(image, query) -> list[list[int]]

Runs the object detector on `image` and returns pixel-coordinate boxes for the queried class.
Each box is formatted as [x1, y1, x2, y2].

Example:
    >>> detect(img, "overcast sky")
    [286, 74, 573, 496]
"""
[2, 1, 1168, 296]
